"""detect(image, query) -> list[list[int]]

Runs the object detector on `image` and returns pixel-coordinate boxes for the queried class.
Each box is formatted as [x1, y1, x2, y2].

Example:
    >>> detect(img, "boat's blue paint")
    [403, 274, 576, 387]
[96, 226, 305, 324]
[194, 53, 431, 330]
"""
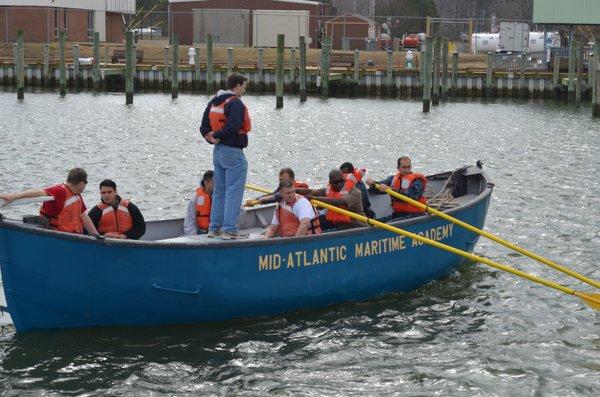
[0, 171, 492, 332]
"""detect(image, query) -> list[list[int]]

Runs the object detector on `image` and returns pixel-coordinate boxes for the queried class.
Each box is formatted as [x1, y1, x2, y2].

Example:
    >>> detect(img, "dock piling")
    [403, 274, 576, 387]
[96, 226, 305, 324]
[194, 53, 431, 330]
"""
[43, 43, 50, 88]
[593, 44, 600, 117]
[206, 34, 214, 93]
[276, 34, 284, 108]
[353, 49, 360, 81]
[386, 49, 395, 96]
[299, 37, 307, 102]
[171, 34, 179, 99]
[289, 47, 296, 91]
[93, 33, 100, 91]
[441, 38, 448, 99]
[575, 43, 583, 104]
[16, 30, 24, 100]
[568, 39, 576, 101]
[227, 47, 233, 76]
[422, 36, 433, 112]
[125, 30, 134, 104]
[257, 47, 265, 93]
[73, 44, 80, 88]
[552, 51, 560, 98]
[432, 36, 441, 105]
[451, 51, 458, 96]
[59, 31, 66, 96]
[519, 52, 527, 98]
[163, 45, 170, 87]
[194, 47, 201, 91]
[485, 53, 494, 98]
[321, 36, 331, 97]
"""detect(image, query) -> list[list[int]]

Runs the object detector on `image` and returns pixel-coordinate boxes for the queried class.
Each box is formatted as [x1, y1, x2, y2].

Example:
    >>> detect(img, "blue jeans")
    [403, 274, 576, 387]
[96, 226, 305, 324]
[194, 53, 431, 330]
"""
[209, 144, 247, 233]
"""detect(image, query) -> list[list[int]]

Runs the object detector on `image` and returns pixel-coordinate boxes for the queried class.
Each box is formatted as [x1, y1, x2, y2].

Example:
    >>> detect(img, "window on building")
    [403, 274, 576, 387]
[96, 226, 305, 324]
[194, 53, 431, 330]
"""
[87, 11, 94, 40]
[54, 9, 59, 38]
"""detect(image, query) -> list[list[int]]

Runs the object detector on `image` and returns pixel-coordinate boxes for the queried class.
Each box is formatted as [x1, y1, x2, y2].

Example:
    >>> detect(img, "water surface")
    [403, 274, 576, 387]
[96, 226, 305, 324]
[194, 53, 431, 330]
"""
[0, 92, 599, 395]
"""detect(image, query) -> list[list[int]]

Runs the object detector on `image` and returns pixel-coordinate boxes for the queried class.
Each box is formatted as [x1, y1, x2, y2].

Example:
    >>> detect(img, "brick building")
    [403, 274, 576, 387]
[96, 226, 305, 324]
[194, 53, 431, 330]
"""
[325, 12, 375, 50]
[168, 0, 330, 47]
[0, 0, 135, 43]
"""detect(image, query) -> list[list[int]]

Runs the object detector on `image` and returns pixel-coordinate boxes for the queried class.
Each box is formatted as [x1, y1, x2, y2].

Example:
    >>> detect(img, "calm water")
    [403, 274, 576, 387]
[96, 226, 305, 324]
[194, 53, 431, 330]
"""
[0, 92, 599, 395]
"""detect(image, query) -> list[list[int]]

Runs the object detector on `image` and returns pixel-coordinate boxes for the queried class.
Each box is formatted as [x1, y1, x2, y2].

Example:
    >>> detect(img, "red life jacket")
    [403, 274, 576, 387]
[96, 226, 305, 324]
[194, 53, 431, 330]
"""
[391, 172, 428, 213]
[276, 194, 321, 237]
[342, 168, 365, 191]
[97, 199, 133, 234]
[209, 95, 251, 134]
[325, 183, 352, 224]
[293, 180, 309, 189]
[40, 184, 83, 234]
[195, 187, 212, 231]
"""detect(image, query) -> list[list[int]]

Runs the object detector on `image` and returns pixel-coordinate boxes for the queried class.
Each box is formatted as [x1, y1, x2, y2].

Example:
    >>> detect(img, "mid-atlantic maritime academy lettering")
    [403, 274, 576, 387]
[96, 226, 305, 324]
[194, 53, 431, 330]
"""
[258, 224, 454, 271]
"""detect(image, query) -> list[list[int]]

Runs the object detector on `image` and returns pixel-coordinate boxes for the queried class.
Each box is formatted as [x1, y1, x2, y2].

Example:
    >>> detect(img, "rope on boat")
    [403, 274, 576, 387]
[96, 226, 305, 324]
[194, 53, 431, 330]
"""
[425, 167, 462, 210]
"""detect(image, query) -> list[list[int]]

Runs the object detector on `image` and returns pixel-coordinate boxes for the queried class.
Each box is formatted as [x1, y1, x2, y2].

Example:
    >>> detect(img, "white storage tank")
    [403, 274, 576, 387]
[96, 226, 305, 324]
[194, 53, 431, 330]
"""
[470, 33, 500, 53]
[471, 32, 562, 53]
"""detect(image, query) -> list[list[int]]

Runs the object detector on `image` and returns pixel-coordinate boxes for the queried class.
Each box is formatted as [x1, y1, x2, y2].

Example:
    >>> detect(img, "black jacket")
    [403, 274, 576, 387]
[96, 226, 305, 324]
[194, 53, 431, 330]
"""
[200, 92, 249, 149]
[88, 195, 146, 240]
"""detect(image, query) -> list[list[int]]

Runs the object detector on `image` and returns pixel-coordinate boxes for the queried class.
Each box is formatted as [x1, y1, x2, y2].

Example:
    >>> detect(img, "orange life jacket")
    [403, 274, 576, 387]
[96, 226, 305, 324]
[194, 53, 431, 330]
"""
[343, 168, 365, 191]
[209, 95, 251, 134]
[391, 172, 428, 213]
[276, 194, 321, 237]
[325, 183, 352, 224]
[195, 187, 212, 231]
[293, 180, 309, 189]
[97, 199, 133, 234]
[40, 184, 83, 234]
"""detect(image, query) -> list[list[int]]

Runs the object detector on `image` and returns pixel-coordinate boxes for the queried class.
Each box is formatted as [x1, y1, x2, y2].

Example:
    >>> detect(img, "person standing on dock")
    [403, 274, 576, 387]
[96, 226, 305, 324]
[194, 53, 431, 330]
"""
[200, 73, 251, 240]
[0, 167, 100, 236]
[88, 179, 146, 240]
[183, 170, 214, 235]
[366, 156, 427, 220]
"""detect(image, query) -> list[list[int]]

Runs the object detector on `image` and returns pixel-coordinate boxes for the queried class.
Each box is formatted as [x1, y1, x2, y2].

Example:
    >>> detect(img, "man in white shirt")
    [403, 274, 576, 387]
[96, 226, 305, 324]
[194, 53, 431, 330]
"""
[265, 180, 320, 238]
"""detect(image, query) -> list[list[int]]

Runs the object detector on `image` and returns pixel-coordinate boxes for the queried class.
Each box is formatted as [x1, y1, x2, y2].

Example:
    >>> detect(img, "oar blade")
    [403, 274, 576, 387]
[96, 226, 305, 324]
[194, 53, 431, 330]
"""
[577, 292, 600, 311]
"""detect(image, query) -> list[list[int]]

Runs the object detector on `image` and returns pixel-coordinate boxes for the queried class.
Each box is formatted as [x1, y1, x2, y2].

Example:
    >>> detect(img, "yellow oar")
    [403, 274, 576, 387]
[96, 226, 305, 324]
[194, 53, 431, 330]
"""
[244, 183, 600, 310]
[374, 183, 600, 290]
[245, 183, 271, 195]
[311, 199, 600, 311]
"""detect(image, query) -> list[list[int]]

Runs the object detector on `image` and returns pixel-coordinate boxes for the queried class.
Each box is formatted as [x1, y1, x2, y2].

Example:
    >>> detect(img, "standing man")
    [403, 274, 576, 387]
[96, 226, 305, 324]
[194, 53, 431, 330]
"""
[265, 180, 321, 238]
[0, 167, 100, 236]
[88, 179, 146, 239]
[366, 156, 427, 220]
[200, 73, 251, 240]
[183, 170, 214, 235]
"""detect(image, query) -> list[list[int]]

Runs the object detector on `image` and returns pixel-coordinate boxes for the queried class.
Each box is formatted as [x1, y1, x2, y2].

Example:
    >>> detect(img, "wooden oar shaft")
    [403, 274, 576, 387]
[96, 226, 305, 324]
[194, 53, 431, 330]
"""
[311, 199, 600, 307]
[375, 183, 600, 290]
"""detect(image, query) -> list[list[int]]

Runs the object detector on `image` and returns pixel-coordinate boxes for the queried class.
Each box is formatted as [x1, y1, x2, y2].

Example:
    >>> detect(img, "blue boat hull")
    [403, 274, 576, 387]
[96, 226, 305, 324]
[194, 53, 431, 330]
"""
[0, 171, 492, 331]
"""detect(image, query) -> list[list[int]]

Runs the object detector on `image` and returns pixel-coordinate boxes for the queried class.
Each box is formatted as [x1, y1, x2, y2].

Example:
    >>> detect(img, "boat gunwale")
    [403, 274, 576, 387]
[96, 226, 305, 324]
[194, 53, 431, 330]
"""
[0, 170, 494, 250]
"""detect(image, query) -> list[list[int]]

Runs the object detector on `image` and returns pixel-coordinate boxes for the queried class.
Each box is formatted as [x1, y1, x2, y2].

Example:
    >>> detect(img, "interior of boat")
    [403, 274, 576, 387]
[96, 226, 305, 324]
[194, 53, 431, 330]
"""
[141, 166, 486, 243]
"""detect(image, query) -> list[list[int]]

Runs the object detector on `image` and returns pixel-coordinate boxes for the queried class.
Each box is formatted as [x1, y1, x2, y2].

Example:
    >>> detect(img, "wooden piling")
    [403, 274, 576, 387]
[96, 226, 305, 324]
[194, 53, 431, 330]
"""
[451, 52, 458, 96]
[593, 44, 599, 117]
[299, 37, 307, 102]
[276, 34, 284, 108]
[163, 45, 170, 87]
[552, 52, 560, 98]
[485, 53, 494, 98]
[353, 49, 360, 81]
[59, 31, 66, 96]
[386, 49, 394, 96]
[432, 36, 441, 105]
[321, 36, 331, 97]
[206, 34, 214, 92]
[73, 44, 80, 88]
[568, 39, 576, 101]
[257, 47, 265, 93]
[227, 47, 233, 75]
[125, 30, 134, 104]
[104, 45, 109, 66]
[171, 34, 179, 99]
[441, 38, 448, 99]
[93, 32, 100, 91]
[422, 36, 433, 113]
[194, 47, 201, 91]
[16, 29, 24, 100]
[518, 52, 528, 98]
[43, 43, 50, 87]
[289, 48, 296, 91]
[575, 43, 583, 104]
